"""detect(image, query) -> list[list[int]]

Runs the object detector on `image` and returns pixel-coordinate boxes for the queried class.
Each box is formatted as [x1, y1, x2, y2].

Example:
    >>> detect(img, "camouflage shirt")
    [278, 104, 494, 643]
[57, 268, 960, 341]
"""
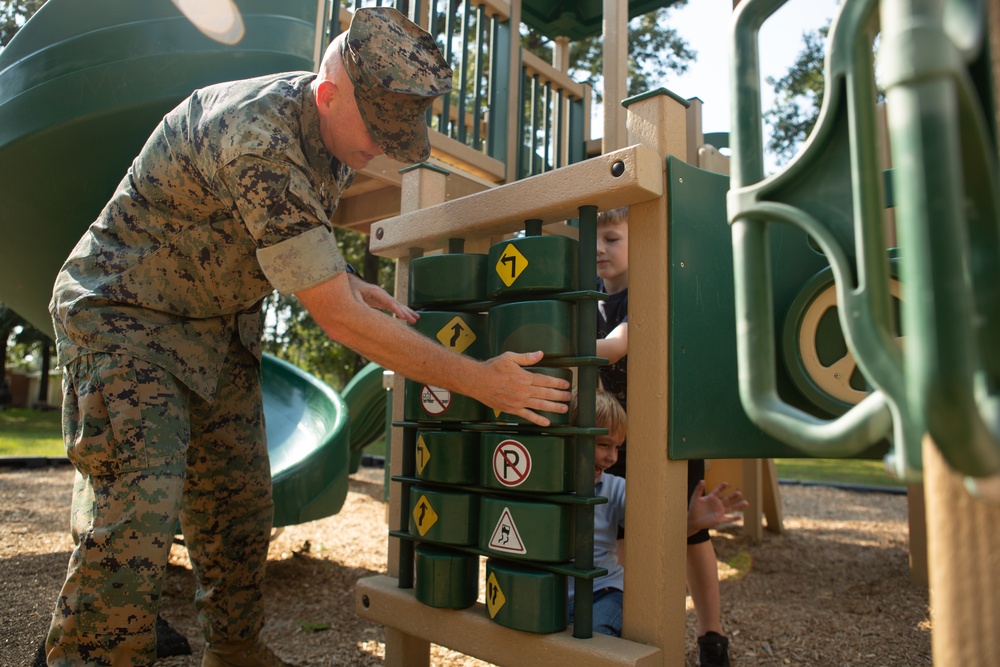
[50, 72, 354, 400]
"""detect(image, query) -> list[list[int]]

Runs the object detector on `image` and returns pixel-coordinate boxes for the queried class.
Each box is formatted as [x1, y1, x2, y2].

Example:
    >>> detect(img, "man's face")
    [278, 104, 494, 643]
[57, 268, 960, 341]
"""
[596, 221, 628, 284]
[594, 430, 624, 483]
[316, 79, 384, 170]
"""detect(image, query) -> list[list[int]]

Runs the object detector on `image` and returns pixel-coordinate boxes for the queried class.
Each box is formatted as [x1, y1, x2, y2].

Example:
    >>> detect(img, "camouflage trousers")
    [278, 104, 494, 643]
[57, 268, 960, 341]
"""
[46, 338, 272, 666]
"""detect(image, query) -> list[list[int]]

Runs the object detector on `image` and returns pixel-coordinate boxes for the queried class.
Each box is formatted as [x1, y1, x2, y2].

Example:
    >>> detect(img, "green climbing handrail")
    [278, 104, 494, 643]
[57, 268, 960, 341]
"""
[729, 0, 1000, 486]
[728, 0, 919, 477]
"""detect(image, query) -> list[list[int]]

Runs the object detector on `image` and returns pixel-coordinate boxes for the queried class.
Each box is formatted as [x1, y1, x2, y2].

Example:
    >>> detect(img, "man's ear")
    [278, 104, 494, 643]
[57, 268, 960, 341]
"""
[315, 79, 339, 116]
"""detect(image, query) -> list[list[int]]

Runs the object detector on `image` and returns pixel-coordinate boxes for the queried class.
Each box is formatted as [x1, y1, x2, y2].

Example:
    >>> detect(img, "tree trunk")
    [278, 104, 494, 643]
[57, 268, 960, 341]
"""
[36, 340, 52, 406]
[0, 334, 10, 408]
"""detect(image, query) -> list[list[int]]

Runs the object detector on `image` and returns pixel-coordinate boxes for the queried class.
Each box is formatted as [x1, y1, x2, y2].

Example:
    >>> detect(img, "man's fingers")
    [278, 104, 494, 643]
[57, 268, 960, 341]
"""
[531, 373, 571, 390]
[531, 399, 570, 414]
[514, 408, 551, 428]
[509, 350, 545, 368]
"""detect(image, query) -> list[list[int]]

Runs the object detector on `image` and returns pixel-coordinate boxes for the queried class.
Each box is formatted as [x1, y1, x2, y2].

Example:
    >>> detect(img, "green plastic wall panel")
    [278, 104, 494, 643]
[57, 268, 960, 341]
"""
[667, 157, 888, 460]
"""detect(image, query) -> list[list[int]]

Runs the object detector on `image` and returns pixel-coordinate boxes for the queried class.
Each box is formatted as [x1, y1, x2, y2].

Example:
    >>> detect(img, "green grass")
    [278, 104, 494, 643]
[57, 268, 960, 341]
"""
[0, 407, 64, 457]
[775, 457, 906, 488]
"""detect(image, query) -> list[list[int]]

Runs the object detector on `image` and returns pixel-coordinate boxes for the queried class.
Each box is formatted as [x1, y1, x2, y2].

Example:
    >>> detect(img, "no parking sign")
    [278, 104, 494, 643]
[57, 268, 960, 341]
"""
[492, 439, 531, 487]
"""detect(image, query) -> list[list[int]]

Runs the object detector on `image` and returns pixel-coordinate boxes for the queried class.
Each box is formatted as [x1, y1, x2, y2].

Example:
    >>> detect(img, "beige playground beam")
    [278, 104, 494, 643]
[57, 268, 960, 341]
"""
[358, 94, 696, 667]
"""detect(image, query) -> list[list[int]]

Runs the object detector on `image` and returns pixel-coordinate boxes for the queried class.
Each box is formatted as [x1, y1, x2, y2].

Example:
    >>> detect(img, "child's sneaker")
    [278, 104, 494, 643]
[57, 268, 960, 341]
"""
[697, 631, 731, 667]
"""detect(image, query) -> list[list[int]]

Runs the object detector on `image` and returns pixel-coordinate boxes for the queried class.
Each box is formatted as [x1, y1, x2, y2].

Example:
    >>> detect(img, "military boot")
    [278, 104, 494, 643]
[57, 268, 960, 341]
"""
[202, 640, 293, 667]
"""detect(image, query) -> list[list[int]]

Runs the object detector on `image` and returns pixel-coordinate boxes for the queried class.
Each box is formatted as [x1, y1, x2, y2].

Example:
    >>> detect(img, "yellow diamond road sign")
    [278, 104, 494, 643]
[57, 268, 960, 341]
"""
[436, 316, 477, 354]
[413, 495, 439, 537]
[416, 435, 430, 475]
[495, 243, 528, 287]
[486, 572, 507, 618]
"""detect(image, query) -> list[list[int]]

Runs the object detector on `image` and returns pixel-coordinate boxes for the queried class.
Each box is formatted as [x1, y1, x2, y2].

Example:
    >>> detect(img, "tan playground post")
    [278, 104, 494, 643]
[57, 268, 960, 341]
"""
[619, 90, 691, 666]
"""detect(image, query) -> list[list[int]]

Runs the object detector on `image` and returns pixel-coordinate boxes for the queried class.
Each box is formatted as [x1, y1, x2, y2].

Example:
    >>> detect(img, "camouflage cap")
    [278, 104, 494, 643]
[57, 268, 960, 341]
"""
[341, 7, 453, 164]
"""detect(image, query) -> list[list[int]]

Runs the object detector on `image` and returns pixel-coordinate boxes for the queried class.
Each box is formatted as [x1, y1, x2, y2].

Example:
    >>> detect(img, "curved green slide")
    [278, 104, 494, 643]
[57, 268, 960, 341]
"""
[0, 0, 381, 526]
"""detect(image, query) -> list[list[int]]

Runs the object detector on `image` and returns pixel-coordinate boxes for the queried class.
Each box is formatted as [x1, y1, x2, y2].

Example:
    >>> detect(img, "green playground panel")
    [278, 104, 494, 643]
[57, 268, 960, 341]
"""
[666, 157, 889, 460]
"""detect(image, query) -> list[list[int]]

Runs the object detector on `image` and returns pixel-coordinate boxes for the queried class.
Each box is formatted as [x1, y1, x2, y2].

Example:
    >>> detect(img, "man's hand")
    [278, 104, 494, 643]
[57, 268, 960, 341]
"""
[475, 350, 572, 427]
[687, 480, 748, 537]
[346, 273, 418, 323]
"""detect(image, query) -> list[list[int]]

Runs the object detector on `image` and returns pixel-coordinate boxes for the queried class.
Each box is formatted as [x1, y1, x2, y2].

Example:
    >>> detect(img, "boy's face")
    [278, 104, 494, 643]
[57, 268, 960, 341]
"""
[596, 221, 628, 284]
[594, 430, 625, 482]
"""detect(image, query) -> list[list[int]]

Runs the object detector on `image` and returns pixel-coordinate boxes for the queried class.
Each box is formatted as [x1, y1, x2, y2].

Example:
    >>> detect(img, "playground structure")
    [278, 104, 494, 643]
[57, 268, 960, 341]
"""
[0, 0, 998, 666]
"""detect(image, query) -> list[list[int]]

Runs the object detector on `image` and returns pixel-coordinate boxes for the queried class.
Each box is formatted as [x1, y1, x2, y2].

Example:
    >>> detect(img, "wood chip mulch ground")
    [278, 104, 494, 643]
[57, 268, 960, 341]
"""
[1, 464, 931, 666]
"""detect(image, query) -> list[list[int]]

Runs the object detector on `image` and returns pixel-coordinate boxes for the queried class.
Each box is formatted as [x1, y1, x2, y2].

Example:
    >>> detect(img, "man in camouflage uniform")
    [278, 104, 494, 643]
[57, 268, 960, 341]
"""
[46, 7, 571, 667]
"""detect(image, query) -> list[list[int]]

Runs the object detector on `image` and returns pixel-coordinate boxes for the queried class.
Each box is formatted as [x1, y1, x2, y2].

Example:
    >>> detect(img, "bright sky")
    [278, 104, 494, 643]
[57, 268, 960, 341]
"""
[658, 0, 841, 137]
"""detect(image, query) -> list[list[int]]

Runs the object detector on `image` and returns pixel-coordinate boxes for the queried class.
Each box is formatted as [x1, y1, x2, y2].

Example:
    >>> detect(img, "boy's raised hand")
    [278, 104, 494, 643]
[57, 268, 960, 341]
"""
[687, 480, 749, 537]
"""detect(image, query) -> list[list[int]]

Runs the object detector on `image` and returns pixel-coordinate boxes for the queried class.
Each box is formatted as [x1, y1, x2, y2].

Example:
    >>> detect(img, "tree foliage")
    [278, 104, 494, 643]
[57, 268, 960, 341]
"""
[764, 24, 829, 164]
[0, 0, 46, 47]
[521, 3, 696, 102]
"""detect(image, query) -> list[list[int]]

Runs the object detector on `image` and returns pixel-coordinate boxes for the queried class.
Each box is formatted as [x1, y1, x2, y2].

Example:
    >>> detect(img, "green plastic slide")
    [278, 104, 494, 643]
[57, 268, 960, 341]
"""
[0, 0, 374, 526]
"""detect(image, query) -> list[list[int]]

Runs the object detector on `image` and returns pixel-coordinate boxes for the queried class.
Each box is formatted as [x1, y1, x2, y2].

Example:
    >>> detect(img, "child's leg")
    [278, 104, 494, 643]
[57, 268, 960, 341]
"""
[686, 539, 723, 636]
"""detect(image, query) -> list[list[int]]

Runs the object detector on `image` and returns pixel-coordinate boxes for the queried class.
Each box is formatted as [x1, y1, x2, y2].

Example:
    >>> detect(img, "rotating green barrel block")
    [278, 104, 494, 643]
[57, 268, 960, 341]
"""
[491, 367, 573, 426]
[409, 252, 487, 308]
[480, 433, 574, 493]
[487, 234, 578, 298]
[415, 544, 479, 609]
[479, 496, 573, 562]
[409, 486, 479, 545]
[489, 300, 576, 359]
[485, 558, 567, 633]
[415, 430, 479, 485]
[404, 311, 488, 423]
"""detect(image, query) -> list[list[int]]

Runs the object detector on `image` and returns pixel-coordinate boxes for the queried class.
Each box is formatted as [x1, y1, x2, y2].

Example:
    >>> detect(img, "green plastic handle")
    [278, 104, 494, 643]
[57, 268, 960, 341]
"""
[880, 0, 1000, 479]
[729, 0, 921, 478]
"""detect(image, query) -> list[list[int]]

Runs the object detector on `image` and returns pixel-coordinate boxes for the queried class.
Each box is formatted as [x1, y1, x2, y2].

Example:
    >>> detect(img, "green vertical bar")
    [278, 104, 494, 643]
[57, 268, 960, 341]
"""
[555, 89, 565, 168]
[529, 74, 540, 176]
[472, 4, 486, 149]
[568, 96, 584, 165]
[486, 16, 508, 162]
[383, 380, 392, 503]
[516, 65, 527, 179]
[573, 204, 598, 639]
[397, 426, 417, 588]
[442, 3, 455, 138]
[543, 83, 552, 172]
[456, 0, 471, 144]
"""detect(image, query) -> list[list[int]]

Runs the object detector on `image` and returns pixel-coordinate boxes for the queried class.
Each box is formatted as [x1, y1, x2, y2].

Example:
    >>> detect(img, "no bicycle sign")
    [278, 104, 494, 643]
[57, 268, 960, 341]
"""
[420, 384, 452, 415]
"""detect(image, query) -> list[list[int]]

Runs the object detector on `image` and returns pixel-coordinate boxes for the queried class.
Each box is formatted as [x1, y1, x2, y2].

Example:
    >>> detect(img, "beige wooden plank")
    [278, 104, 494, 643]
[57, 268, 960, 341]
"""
[369, 145, 664, 257]
[620, 91, 690, 667]
[357, 576, 663, 667]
